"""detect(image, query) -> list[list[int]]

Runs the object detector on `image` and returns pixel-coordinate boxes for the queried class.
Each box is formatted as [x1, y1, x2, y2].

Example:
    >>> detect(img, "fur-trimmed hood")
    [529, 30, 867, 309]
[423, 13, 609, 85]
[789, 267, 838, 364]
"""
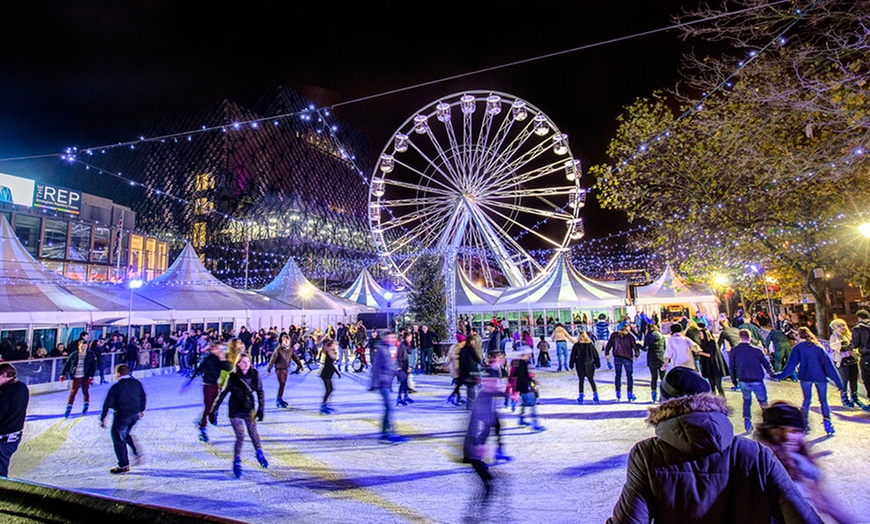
[647, 393, 734, 457]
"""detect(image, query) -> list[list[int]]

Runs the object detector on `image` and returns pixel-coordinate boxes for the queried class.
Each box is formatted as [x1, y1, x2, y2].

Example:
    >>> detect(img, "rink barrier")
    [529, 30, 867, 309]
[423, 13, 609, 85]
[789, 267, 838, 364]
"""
[0, 477, 245, 523]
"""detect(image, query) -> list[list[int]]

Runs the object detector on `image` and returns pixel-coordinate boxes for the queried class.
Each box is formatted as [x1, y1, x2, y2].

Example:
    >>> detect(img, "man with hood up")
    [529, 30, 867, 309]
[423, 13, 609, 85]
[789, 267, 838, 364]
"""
[608, 367, 821, 524]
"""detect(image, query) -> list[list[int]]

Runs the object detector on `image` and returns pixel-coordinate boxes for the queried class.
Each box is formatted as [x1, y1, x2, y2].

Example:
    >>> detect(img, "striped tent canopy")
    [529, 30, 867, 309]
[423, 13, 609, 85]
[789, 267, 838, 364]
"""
[259, 257, 374, 312]
[134, 243, 295, 312]
[338, 267, 407, 310]
[455, 265, 504, 309]
[634, 264, 717, 304]
[494, 255, 626, 309]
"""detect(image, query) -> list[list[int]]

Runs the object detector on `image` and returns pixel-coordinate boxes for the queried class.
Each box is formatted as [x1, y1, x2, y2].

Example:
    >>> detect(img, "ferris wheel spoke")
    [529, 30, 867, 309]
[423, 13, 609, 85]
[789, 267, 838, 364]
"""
[401, 142, 463, 192]
[485, 158, 564, 193]
[463, 201, 536, 285]
[480, 119, 537, 177]
[380, 196, 454, 208]
[476, 202, 566, 249]
[442, 120, 464, 178]
[384, 167, 457, 196]
[422, 127, 464, 186]
[470, 112, 496, 179]
[487, 144, 557, 187]
[486, 185, 577, 200]
[480, 200, 573, 222]
[377, 204, 453, 232]
[472, 110, 516, 186]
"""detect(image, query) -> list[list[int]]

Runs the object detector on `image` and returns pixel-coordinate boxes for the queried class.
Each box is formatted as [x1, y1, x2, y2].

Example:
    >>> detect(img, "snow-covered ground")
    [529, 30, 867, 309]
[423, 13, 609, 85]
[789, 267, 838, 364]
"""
[11, 361, 870, 523]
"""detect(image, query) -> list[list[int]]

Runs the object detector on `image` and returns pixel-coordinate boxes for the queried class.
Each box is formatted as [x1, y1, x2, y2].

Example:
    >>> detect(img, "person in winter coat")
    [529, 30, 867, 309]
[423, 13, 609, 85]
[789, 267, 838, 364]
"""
[462, 365, 508, 501]
[318, 339, 341, 414]
[59, 340, 98, 418]
[774, 327, 845, 435]
[396, 331, 413, 407]
[267, 335, 300, 408]
[514, 348, 544, 431]
[211, 353, 268, 478]
[124, 337, 140, 372]
[0, 363, 29, 478]
[642, 324, 666, 402]
[696, 321, 729, 396]
[850, 309, 870, 403]
[569, 331, 600, 404]
[754, 402, 856, 524]
[370, 332, 404, 443]
[716, 319, 741, 353]
[457, 334, 482, 410]
[765, 326, 794, 374]
[486, 323, 502, 358]
[595, 314, 612, 368]
[551, 323, 575, 372]
[187, 341, 231, 443]
[608, 367, 822, 524]
[730, 329, 774, 433]
[604, 325, 641, 402]
[829, 318, 864, 410]
[99, 364, 146, 474]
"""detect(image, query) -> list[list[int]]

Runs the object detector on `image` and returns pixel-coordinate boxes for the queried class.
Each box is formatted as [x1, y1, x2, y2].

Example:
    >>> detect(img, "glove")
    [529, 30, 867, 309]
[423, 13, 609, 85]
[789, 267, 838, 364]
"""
[59, 376, 66, 382]
[208, 412, 218, 426]
[256, 410, 264, 422]
[100, 419, 106, 429]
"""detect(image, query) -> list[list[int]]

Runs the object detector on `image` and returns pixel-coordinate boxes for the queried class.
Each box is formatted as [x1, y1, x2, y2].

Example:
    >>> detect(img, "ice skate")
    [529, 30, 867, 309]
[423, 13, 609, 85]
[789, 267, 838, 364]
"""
[199, 428, 208, 443]
[495, 447, 513, 462]
[233, 458, 242, 478]
[256, 449, 269, 468]
[593, 392, 600, 404]
[743, 418, 752, 433]
[577, 394, 584, 404]
[823, 418, 835, 436]
[615, 390, 621, 402]
[841, 391, 855, 409]
[627, 392, 636, 402]
[63, 405, 72, 419]
[82, 402, 89, 415]
[651, 390, 658, 403]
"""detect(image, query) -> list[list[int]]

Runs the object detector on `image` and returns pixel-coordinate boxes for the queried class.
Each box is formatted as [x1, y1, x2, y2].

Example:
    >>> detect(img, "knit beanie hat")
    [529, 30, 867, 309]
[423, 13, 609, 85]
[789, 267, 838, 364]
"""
[455, 333, 467, 343]
[660, 367, 711, 400]
[759, 402, 804, 430]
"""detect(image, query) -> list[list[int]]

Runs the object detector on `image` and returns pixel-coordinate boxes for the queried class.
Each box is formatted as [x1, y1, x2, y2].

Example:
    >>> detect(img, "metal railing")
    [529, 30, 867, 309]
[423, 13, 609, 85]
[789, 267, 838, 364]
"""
[11, 348, 177, 390]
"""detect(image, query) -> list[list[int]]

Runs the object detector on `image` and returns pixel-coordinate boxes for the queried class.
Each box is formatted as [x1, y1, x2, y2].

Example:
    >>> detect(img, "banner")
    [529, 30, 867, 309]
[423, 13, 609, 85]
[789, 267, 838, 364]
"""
[0, 172, 35, 207]
[33, 183, 82, 215]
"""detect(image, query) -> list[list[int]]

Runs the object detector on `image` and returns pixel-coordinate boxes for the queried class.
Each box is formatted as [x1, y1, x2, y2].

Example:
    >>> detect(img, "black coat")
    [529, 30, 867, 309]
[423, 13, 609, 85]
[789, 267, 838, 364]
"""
[698, 330, 729, 380]
[458, 342, 482, 383]
[60, 350, 97, 379]
[100, 376, 146, 420]
[642, 331, 667, 368]
[212, 368, 265, 419]
[569, 341, 600, 378]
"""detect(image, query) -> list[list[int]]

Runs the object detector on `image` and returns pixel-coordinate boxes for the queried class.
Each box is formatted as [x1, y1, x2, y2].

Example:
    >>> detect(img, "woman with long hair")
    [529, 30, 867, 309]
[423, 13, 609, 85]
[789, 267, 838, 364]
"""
[211, 352, 268, 478]
[829, 319, 862, 409]
[696, 321, 729, 396]
[755, 402, 855, 523]
[568, 331, 600, 404]
[319, 339, 341, 414]
[775, 327, 844, 435]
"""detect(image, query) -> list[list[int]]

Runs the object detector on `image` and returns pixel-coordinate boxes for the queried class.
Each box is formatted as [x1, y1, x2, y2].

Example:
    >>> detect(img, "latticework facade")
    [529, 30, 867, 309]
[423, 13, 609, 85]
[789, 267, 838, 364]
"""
[70, 86, 377, 288]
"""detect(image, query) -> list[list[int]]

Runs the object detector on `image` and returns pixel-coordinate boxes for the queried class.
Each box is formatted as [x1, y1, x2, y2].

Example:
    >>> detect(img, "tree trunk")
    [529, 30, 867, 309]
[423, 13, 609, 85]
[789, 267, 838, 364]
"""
[806, 272, 829, 339]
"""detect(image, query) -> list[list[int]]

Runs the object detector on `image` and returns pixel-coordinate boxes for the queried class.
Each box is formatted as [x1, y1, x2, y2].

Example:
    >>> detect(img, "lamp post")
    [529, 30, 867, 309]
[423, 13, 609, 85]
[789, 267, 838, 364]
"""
[384, 291, 393, 330]
[128, 279, 143, 338]
[299, 283, 314, 331]
[750, 265, 775, 325]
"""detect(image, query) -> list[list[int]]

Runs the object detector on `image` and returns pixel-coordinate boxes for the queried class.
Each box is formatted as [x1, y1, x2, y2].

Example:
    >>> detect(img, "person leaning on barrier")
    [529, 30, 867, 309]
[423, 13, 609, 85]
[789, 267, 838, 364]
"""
[0, 363, 29, 477]
[608, 367, 822, 524]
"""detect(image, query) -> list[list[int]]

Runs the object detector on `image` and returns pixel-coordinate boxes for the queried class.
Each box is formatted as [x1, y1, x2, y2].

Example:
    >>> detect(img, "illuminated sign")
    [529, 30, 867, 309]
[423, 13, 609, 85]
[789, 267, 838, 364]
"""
[0, 172, 35, 207]
[34, 183, 82, 215]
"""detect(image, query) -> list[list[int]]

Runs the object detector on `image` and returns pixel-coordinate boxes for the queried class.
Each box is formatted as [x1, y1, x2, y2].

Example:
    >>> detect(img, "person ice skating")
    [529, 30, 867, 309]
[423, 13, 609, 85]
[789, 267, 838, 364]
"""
[59, 340, 98, 418]
[642, 324, 666, 402]
[462, 365, 507, 500]
[536, 335, 550, 368]
[0, 363, 29, 477]
[187, 341, 230, 442]
[773, 327, 845, 435]
[661, 323, 701, 372]
[696, 321, 729, 396]
[420, 325, 439, 375]
[551, 323, 575, 372]
[515, 348, 544, 431]
[605, 325, 640, 402]
[729, 329, 774, 433]
[319, 339, 341, 414]
[754, 402, 856, 524]
[396, 331, 413, 406]
[267, 334, 298, 408]
[371, 331, 404, 443]
[595, 314, 613, 369]
[851, 310, 870, 405]
[211, 353, 268, 478]
[569, 331, 600, 404]
[829, 319, 865, 410]
[99, 364, 146, 474]
[457, 333, 482, 410]
[608, 367, 823, 524]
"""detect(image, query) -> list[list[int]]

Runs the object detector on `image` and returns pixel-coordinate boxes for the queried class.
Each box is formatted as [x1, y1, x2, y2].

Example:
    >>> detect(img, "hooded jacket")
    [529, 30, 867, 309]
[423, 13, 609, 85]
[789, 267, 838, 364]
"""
[851, 319, 870, 357]
[642, 330, 666, 368]
[609, 394, 821, 524]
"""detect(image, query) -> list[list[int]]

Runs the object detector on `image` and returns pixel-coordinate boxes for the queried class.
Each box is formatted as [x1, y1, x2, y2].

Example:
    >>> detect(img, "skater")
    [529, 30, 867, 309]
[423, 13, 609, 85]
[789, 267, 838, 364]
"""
[773, 327, 844, 435]
[754, 402, 856, 524]
[124, 336, 140, 371]
[99, 364, 146, 474]
[319, 339, 341, 414]
[457, 333, 482, 410]
[609, 367, 822, 524]
[0, 363, 29, 477]
[851, 310, 870, 404]
[187, 341, 230, 442]
[211, 353, 268, 478]
[59, 340, 98, 418]
[729, 329, 774, 433]
[336, 322, 351, 372]
[829, 319, 864, 410]
[662, 323, 701, 371]
[396, 331, 413, 406]
[89, 338, 108, 385]
[605, 325, 640, 402]
[536, 335, 550, 368]
[462, 365, 508, 500]
[420, 325, 439, 375]
[569, 331, 600, 404]
[551, 323, 575, 372]
[371, 331, 404, 443]
[642, 323, 666, 402]
[595, 314, 613, 369]
[515, 348, 544, 431]
[697, 321, 729, 396]
[267, 334, 297, 408]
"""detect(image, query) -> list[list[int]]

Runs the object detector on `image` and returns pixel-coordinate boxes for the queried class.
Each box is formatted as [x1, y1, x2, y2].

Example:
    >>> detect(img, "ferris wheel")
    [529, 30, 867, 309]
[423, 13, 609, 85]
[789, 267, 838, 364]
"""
[369, 90, 585, 288]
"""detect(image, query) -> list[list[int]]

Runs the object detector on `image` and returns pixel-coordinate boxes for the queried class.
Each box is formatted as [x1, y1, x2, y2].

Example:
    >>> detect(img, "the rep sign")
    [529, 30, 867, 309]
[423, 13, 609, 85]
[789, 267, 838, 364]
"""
[34, 183, 82, 215]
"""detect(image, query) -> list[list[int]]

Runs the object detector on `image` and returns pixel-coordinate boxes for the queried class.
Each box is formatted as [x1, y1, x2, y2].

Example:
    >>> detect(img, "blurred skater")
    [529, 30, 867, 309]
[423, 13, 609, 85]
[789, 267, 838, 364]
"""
[99, 364, 146, 474]
[187, 341, 230, 443]
[0, 363, 29, 477]
[569, 331, 600, 404]
[371, 331, 404, 443]
[319, 339, 341, 414]
[515, 348, 544, 431]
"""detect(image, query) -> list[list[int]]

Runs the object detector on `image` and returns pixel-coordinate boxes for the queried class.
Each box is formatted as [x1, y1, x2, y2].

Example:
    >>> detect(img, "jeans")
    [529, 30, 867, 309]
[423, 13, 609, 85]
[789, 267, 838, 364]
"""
[0, 438, 21, 477]
[555, 341, 568, 369]
[613, 356, 634, 393]
[338, 346, 350, 370]
[275, 369, 288, 401]
[322, 377, 333, 404]
[800, 381, 830, 421]
[409, 349, 419, 372]
[519, 392, 538, 427]
[230, 416, 261, 458]
[421, 348, 434, 374]
[378, 386, 393, 436]
[200, 383, 219, 429]
[575, 363, 597, 394]
[862, 357, 870, 398]
[111, 413, 140, 468]
[739, 381, 768, 419]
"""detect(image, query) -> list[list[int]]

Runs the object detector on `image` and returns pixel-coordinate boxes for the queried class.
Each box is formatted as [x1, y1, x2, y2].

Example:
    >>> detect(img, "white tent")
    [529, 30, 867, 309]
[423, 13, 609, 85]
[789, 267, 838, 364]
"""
[634, 265, 719, 319]
[455, 265, 504, 311]
[338, 267, 407, 310]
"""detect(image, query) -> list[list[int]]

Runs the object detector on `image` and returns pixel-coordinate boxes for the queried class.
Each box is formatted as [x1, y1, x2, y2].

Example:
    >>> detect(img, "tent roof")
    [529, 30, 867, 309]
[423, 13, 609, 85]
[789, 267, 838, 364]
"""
[135, 244, 293, 311]
[258, 257, 373, 312]
[634, 265, 718, 304]
[338, 267, 407, 310]
[455, 266, 503, 307]
[494, 256, 625, 309]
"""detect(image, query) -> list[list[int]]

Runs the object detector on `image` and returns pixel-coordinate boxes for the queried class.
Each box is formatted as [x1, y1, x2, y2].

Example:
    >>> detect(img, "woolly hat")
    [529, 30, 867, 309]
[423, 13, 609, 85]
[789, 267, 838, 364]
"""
[759, 402, 804, 430]
[455, 333, 467, 343]
[660, 367, 710, 400]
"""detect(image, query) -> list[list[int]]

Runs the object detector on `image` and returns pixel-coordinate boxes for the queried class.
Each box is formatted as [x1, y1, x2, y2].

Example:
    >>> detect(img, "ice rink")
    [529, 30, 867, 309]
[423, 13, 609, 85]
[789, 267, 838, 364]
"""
[11, 362, 870, 523]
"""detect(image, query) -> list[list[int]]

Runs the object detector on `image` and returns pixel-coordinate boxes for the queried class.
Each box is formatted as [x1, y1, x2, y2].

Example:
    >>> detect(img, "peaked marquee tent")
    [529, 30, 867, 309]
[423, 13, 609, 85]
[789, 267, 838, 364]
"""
[338, 267, 407, 310]
[634, 264, 719, 319]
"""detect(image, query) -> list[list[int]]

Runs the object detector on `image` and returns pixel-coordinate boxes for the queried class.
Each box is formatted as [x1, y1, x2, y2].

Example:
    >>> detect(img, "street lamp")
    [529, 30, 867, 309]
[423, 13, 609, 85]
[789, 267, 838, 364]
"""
[750, 265, 775, 326]
[859, 222, 870, 238]
[383, 291, 393, 330]
[128, 279, 143, 338]
[299, 283, 314, 331]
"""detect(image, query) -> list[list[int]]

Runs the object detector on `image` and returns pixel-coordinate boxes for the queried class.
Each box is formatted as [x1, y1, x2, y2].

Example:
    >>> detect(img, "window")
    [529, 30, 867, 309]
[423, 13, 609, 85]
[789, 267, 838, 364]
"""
[157, 241, 168, 272]
[43, 219, 68, 259]
[194, 198, 214, 215]
[145, 238, 156, 276]
[193, 222, 206, 247]
[13, 215, 41, 256]
[92, 226, 110, 262]
[129, 234, 144, 276]
[194, 173, 214, 192]
[69, 222, 91, 262]
[89, 265, 110, 282]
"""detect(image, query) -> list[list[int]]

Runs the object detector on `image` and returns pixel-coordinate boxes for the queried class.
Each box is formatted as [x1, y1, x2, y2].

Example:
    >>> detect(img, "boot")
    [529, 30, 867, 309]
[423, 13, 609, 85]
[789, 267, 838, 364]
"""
[82, 402, 89, 415]
[593, 392, 600, 404]
[64, 405, 72, 419]
[743, 418, 753, 434]
[199, 428, 208, 443]
[823, 418, 835, 436]
[495, 446, 513, 462]
[852, 393, 870, 411]
[842, 391, 855, 409]
[233, 457, 242, 478]
[447, 393, 458, 406]
[404, 396, 414, 404]
[627, 391, 636, 402]
[615, 390, 621, 402]
[256, 449, 269, 468]
[396, 397, 406, 407]
[577, 393, 584, 405]
[510, 399, 516, 412]
[651, 390, 658, 403]
[518, 416, 528, 426]
[319, 404, 329, 415]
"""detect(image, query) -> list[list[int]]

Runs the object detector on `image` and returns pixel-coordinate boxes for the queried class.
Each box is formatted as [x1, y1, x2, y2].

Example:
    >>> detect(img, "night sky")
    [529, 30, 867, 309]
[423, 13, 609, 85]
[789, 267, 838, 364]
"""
[0, 1, 708, 240]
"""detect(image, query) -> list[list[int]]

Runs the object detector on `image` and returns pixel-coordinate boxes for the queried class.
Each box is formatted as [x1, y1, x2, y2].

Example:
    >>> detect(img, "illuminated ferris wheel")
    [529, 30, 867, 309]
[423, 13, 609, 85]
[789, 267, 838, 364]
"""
[368, 90, 585, 288]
